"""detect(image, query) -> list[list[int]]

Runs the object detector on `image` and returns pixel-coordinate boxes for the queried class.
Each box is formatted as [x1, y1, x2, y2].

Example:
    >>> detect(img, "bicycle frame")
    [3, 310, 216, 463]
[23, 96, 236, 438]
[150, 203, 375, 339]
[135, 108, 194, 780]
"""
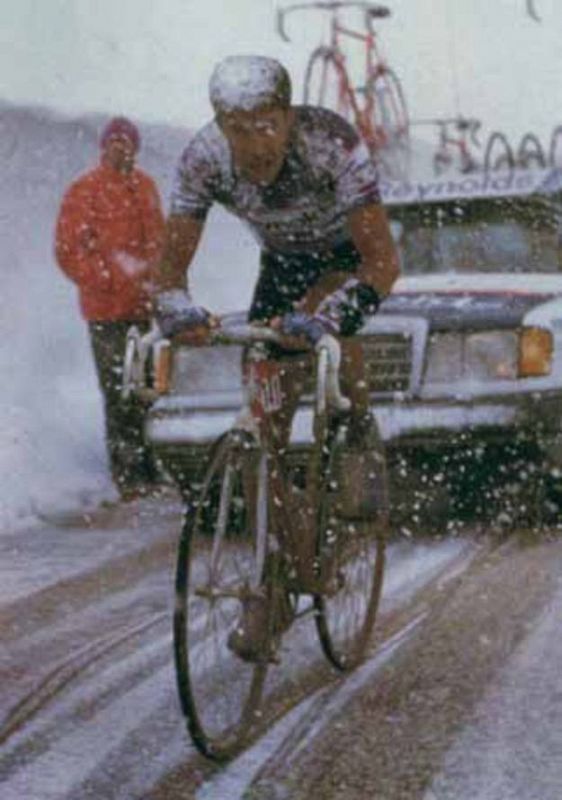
[194, 325, 351, 602]
[412, 117, 481, 174]
[210, 323, 350, 417]
[327, 9, 383, 141]
[279, 2, 403, 149]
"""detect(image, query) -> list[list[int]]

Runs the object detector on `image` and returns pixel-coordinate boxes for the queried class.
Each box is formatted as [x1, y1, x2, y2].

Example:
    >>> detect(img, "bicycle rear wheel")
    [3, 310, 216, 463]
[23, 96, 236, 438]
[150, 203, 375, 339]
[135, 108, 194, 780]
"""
[484, 131, 515, 173]
[367, 66, 410, 177]
[315, 418, 387, 670]
[174, 431, 268, 760]
[303, 46, 355, 126]
[517, 133, 546, 168]
[433, 150, 452, 176]
[367, 66, 409, 147]
[549, 125, 562, 167]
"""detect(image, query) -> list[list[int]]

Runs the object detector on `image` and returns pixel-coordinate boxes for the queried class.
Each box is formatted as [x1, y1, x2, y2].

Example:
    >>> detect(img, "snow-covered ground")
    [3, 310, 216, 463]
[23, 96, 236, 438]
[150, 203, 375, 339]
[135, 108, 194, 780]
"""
[0, 102, 259, 533]
[426, 580, 562, 800]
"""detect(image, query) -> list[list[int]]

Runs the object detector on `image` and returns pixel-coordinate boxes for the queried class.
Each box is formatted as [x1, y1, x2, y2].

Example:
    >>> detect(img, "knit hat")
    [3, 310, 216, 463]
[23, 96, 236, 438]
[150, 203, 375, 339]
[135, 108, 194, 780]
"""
[100, 117, 141, 151]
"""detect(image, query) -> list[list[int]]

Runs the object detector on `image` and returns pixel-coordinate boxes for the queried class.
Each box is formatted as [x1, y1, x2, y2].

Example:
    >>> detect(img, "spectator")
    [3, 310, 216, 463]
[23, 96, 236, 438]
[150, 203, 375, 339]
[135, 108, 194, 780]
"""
[55, 116, 165, 500]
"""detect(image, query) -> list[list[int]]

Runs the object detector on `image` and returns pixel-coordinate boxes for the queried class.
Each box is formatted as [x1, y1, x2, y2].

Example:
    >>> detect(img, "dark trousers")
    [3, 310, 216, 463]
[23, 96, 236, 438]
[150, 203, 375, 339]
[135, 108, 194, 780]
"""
[88, 321, 157, 491]
[249, 240, 361, 322]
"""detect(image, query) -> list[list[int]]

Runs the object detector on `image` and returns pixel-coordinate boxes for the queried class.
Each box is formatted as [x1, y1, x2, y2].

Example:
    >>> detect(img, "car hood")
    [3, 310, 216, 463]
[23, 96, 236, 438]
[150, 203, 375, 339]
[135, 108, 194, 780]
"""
[381, 273, 562, 331]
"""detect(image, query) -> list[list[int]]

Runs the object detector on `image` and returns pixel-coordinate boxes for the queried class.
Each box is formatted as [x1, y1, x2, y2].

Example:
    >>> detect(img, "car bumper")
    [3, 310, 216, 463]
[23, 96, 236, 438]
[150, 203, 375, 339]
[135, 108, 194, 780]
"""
[147, 389, 562, 456]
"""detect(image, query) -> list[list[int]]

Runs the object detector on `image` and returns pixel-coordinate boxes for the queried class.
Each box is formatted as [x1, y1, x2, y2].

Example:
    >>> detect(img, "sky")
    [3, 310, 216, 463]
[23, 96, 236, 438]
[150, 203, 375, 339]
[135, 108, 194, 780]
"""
[1, 0, 562, 146]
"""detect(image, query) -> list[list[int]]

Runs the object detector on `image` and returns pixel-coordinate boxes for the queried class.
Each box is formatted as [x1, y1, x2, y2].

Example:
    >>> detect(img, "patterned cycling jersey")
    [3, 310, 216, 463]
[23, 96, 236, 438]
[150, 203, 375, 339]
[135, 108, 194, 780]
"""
[170, 106, 380, 254]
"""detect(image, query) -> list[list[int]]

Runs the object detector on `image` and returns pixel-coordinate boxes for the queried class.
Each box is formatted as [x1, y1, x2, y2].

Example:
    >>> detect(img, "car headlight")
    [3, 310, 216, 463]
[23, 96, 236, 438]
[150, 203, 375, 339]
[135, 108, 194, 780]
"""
[425, 328, 551, 383]
[465, 331, 519, 380]
[519, 326, 552, 377]
[424, 332, 463, 383]
[153, 340, 172, 394]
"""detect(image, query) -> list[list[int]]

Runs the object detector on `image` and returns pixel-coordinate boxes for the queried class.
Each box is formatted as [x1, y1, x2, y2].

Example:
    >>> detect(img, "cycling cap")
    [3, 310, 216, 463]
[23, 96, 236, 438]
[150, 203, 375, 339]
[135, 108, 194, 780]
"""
[209, 55, 291, 113]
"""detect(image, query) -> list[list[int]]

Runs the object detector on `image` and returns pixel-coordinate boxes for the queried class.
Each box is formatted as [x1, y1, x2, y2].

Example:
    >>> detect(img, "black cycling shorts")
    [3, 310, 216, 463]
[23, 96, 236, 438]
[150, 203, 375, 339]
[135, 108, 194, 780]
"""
[248, 239, 361, 323]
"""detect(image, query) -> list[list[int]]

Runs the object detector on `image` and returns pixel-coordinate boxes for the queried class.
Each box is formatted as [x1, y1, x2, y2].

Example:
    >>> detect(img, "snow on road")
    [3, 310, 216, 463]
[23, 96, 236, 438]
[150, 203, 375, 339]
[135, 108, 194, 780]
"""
[196, 614, 427, 800]
[426, 578, 562, 800]
[1, 516, 474, 800]
[0, 103, 258, 534]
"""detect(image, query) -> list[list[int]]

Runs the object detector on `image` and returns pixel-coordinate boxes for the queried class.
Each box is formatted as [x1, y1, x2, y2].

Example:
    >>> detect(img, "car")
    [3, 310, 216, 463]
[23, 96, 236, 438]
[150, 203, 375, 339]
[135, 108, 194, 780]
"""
[138, 167, 562, 531]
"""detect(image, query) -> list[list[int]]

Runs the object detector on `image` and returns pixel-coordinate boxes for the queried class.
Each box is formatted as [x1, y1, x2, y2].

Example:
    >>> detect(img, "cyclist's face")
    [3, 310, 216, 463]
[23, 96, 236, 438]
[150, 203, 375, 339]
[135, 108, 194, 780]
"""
[218, 106, 294, 186]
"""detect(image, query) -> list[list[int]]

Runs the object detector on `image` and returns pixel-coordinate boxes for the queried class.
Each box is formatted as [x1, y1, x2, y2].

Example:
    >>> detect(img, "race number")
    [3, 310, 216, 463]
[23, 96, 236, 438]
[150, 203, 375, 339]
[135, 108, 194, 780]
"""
[245, 360, 283, 420]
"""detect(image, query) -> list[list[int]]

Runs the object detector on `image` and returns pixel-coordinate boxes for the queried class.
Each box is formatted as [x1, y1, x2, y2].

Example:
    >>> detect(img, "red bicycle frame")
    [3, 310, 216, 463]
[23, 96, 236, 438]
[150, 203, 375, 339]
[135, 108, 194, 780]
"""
[278, 2, 407, 151]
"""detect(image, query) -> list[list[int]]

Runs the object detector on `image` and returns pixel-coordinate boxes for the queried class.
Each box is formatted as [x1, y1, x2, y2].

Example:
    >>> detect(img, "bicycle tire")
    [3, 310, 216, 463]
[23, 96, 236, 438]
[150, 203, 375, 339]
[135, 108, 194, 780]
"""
[303, 46, 356, 125]
[366, 66, 410, 177]
[315, 417, 387, 670]
[433, 150, 452, 177]
[517, 132, 546, 168]
[483, 131, 515, 173]
[174, 431, 269, 760]
[549, 125, 562, 167]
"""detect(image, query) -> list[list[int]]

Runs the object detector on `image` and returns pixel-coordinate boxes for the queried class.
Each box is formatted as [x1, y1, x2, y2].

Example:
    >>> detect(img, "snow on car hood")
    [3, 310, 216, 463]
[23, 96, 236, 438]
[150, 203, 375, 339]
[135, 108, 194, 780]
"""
[381, 273, 562, 331]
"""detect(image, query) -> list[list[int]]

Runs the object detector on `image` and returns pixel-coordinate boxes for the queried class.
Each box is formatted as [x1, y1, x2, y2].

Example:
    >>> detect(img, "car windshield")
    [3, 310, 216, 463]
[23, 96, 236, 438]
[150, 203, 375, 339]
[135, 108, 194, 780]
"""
[391, 195, 562, 275]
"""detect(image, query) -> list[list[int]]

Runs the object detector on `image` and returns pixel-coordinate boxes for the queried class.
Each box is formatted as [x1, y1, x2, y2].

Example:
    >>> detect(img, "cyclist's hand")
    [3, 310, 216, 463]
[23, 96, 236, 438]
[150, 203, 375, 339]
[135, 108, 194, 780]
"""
[154, 289, 214, 339]
[172, 316, 219, 345]
[276, 311, 332, 345]
[314, 278, 381, 337]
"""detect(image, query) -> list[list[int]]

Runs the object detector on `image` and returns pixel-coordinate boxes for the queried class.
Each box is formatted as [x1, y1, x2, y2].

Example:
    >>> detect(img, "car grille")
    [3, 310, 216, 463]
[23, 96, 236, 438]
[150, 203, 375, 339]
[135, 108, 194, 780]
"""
[362, 333, 413, 393]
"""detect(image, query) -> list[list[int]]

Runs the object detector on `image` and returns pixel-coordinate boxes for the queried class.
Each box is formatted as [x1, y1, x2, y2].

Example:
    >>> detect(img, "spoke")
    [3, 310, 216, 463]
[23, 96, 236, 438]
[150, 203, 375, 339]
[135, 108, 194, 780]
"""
[210, 461, 235, 581]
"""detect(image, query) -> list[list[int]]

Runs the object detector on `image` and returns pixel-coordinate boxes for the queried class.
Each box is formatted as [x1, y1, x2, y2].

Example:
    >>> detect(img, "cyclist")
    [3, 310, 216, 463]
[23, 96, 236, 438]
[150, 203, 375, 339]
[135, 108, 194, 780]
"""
[153, 55, 399, 660]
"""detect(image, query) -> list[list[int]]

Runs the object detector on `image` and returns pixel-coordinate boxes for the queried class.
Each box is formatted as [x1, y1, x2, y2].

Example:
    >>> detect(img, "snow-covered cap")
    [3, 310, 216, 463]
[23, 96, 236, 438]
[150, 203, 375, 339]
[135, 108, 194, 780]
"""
[209, 55, 291, 114]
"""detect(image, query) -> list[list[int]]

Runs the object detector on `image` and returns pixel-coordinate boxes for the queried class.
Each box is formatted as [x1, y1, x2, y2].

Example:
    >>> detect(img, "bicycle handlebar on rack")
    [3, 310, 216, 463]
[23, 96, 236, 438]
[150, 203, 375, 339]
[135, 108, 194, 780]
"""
[411, 117, 482, 146]
[276, 1, 390, 42]
[526, 0, 541, 22]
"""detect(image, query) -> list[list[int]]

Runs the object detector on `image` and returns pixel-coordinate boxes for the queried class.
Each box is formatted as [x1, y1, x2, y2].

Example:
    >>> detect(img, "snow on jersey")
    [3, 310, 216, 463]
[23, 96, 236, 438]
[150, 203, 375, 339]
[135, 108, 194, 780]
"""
[170, 106, 380, 254]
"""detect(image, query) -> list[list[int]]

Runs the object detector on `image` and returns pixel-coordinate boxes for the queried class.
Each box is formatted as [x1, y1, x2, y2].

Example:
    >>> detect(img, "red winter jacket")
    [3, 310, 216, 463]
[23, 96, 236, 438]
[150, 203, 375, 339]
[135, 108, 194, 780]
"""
[55, 163, 165, 321]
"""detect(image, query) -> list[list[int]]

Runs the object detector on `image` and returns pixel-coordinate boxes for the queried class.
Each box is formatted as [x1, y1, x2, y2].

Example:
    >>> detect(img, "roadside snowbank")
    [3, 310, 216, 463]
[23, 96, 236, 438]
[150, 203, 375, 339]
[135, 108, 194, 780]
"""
[0, 102, 258, 533]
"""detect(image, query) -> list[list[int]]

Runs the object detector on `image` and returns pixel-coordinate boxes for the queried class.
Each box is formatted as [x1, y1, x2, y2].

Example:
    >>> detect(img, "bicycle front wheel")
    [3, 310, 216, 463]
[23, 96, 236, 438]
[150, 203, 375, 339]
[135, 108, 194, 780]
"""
[517, 132, 546, 168]
[303, 46, 356, 126]
[484, 131, 515, 173]
[315, 419, 387, 670]
[174, 432, 268, 760]
[549, 125, 562, 167]
[367, 66, 410, 177]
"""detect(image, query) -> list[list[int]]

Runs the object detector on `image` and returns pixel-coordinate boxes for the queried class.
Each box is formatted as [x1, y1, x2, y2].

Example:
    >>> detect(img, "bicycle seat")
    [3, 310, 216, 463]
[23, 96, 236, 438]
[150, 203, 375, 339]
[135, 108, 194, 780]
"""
[457, 118, 480, 131]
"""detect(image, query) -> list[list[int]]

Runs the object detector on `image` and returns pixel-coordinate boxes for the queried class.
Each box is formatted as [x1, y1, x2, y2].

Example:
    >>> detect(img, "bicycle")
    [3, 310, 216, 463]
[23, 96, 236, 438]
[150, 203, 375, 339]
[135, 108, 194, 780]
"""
[483, 130, 515, 173]
[277, 1, 410, 178]
[526, 0, 541, 21]
[165, 322, 388, 760]
[516, 132, 546, 169]
[549, 125, 562, 168]
[412, 116, 482, 176]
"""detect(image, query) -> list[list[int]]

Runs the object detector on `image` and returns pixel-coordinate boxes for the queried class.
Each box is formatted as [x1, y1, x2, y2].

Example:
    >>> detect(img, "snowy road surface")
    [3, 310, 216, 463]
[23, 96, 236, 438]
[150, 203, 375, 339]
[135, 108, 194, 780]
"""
[0, 494, 502, 799]
[3, 498, 562, 799]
